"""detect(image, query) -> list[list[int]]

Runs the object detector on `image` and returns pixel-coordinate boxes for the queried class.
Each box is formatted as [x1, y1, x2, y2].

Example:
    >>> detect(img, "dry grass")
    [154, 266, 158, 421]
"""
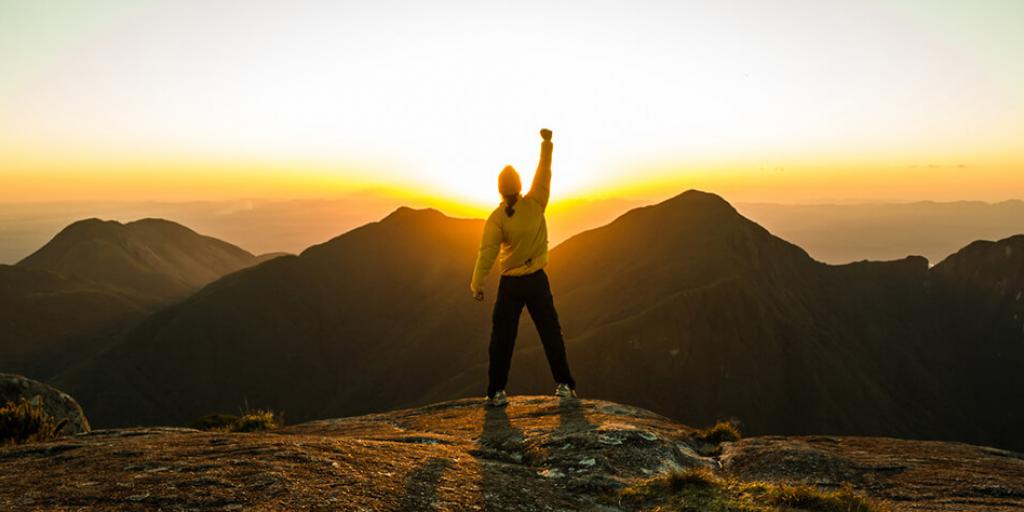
[690, 421, 742, 456]
[0, 398, 66, 446]
[230, 409, 282, 432]
[695, 421, 742, 444]
[761, 482, 875, 511]
[191, 409, 283, 433]
[619, 468, 880, 512]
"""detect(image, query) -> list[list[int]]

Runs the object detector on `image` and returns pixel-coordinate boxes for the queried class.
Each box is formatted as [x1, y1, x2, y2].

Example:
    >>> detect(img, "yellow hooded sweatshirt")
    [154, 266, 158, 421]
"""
[470, 140, 553, 295]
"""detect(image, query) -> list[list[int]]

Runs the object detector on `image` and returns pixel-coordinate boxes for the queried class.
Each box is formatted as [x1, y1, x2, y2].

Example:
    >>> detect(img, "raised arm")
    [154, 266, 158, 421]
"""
[526, 129, 554, 209]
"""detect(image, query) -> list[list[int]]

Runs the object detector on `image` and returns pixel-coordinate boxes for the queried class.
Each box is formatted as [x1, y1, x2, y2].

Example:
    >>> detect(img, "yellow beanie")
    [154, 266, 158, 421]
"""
[498, 165, 521, 196]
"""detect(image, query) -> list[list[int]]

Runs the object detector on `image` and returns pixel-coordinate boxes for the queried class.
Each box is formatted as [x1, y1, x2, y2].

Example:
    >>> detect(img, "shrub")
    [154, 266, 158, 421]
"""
[191, 408, 283, 433]
[0, 397, 66, 446]
[231, 409, 282, 432]
[666, 467, 719, 490]
[689, 421, 742, 456]
[619, 468, 882, 512]
[190, 413, 240, 431]
[764, 483, 875, 512]
[695, 421, 742, 444]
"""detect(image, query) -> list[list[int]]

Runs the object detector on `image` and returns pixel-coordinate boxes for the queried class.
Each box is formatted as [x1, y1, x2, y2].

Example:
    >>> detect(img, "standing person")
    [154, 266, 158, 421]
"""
[471, 128, 577, 407]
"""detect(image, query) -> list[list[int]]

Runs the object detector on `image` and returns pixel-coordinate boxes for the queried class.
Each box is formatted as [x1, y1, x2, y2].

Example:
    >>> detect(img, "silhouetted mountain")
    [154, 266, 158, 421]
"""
[2, 218, 265, 379]
[550, 190, 815, 332]
[57, 208, 492, 426]
[926, 235, 1024, 446]
[55, 192, 1024, 451]
[18, 218, 258, 301]
[0, 264, 150, 378]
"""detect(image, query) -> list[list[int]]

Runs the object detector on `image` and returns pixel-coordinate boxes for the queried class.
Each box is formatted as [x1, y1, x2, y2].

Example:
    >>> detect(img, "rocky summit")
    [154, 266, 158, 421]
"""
[1, 396, 1022, 511]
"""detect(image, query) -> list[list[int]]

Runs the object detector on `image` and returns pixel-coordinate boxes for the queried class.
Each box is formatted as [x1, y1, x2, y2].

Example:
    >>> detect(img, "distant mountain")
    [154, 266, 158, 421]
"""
[2, 218, 264, 379]
[56, 208, 492, 426]
[736, 200, 1024, 264]
[56, 193, 1024, 451]
[255, 252, 292, 264]
[18, 218, 258, 302]
[0, 265, 149, 378]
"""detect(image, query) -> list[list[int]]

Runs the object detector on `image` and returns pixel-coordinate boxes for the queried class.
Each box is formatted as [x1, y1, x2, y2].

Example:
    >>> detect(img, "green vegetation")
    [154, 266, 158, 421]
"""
[0, 398, 67, 446]
[191, 409, 283, 433]
[619, 468, 880, 512]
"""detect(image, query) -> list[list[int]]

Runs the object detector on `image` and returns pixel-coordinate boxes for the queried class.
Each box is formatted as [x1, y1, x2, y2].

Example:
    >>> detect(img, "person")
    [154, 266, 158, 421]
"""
[470, 128, 577, 407]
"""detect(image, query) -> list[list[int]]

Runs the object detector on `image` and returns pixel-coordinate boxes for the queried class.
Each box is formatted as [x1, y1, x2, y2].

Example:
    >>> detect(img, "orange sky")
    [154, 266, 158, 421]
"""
[1, 1, 1022, 213]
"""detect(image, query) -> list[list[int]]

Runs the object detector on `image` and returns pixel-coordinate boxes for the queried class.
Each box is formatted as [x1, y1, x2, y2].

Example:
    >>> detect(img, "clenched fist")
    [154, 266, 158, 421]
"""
[540, 128, 553, 141]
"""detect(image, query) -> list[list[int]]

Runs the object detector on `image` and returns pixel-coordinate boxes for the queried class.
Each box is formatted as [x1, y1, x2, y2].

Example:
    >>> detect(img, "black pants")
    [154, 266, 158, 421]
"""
[488, 269, 575, 398]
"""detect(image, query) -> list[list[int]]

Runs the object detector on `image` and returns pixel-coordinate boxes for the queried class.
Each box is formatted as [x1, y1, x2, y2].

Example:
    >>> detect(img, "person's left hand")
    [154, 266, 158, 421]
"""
[473, 291, 485, 301]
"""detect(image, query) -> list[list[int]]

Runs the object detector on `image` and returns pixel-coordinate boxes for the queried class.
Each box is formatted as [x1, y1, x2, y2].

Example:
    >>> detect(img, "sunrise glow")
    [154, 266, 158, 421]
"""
[2, 0, 1022, 209]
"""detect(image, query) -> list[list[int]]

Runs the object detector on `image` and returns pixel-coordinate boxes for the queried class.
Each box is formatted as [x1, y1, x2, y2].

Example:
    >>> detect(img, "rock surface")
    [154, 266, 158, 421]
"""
[722, 436, 1024, 511]
[0, 373, 90, 434]
[0, 397, 1021, 511]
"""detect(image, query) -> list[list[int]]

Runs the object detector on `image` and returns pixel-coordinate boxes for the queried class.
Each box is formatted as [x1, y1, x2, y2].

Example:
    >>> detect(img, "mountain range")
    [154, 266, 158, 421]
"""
[736, 199, 1024, 264]
[4, 191, 1023, 452]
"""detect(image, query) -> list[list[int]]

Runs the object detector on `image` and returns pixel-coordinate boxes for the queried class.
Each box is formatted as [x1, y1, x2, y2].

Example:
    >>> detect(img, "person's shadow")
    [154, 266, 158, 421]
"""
[555, 396, 597, 438]
[476, 404, 527, 510]
[397, 456, 454, 511]
[474, 398, 598, 510]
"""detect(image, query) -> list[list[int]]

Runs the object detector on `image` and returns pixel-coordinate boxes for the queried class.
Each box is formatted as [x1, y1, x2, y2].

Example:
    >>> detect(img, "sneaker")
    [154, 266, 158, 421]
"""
[488, 390, 509, 407]
[555, 383, 577, 399]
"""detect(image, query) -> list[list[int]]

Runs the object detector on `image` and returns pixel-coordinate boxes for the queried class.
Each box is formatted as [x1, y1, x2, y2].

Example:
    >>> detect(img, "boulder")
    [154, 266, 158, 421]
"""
[0, 373, 90, 434]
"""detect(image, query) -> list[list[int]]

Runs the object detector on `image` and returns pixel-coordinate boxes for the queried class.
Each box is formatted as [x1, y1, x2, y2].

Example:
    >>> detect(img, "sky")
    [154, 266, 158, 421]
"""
[1, 0, 1023, 215]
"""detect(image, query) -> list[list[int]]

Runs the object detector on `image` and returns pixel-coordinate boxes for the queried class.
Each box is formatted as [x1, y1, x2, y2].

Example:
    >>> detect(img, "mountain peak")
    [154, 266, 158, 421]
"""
[931, 234, 1024, 298]
[664, 189, 735, 209]
[598, 189, 741, 231]
[30, 218, 201, 251]
[16, 217, 257, 301]
[65, 217, 117, 228]
[126, 217, 195, 232]
[934, 233, 1024, 269]
[381, 206, 450, 224]
[300, 205, 481, 260]
[552, 188, 786, 260]
[52, 218, 127, 240]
